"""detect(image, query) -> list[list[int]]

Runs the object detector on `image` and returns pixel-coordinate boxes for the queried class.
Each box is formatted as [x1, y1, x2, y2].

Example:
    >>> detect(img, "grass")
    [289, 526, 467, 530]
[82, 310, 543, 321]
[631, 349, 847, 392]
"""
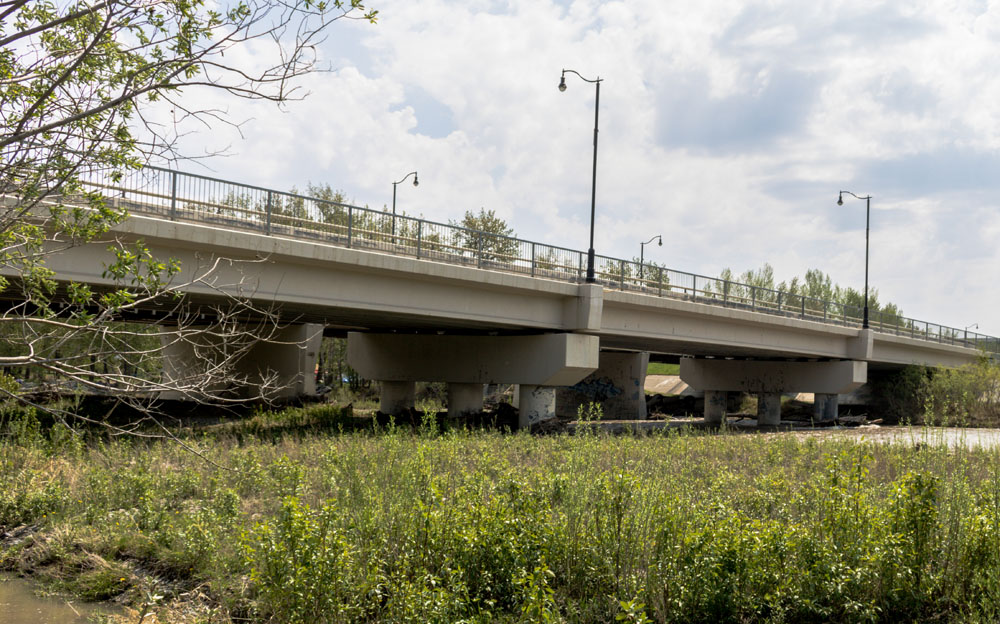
[646, 362, 679, 376]
[3, 406, 1000, 622]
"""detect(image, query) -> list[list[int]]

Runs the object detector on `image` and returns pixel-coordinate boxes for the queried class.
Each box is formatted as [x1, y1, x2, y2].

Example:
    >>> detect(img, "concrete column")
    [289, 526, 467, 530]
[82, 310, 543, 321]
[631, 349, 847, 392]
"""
[757, 392, 781, 426]
[519, 385, 555, 429]
[380, 381, 415, 416]
[557, 351, 650, 420]
[814, 393, 839, 422]
[448, 383, 484, 417]
[704, 390, 727, 424]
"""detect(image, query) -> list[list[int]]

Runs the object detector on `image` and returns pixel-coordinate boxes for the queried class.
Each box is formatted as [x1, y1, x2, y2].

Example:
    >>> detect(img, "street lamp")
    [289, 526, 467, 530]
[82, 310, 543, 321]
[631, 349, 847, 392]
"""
[639, 234, 662, 282]
[392, 171, 419, 238]
[965, 323, 979, 343]
[559, 69, 603, 283]
[837, 190, 873, 329]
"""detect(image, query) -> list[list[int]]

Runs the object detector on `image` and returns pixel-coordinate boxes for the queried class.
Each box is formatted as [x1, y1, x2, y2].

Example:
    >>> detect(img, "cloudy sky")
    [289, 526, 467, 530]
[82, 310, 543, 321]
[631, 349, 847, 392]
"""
[171, 0, 1000, 336]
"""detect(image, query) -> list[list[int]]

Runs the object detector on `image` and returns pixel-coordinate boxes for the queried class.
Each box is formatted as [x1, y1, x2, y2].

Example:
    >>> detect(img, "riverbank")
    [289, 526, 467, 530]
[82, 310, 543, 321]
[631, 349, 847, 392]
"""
[3, 406, 1000, 622]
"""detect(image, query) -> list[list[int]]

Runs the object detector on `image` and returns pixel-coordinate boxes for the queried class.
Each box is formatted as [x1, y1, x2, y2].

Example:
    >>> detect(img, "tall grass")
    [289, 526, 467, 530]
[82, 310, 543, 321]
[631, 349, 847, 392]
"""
[2, 408, 1000, 622]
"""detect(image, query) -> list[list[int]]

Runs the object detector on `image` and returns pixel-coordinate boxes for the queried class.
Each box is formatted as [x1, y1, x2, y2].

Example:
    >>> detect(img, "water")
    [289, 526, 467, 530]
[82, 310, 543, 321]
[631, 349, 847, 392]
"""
[0, 576, 117, 623]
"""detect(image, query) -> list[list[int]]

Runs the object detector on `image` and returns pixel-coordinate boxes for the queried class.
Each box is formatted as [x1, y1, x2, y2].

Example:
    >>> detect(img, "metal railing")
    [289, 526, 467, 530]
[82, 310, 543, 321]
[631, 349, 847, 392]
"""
[74, 165, 999, 355]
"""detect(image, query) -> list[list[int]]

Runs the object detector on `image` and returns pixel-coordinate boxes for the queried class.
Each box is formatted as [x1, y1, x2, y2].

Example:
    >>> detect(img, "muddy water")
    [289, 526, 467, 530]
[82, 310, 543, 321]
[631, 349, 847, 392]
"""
[0, 576, 119, 623]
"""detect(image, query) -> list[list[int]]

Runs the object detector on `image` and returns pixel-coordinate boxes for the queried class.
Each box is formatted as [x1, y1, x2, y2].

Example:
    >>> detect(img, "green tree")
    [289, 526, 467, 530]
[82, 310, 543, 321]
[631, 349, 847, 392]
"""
[451, 208, 519, 263]
[0, 1, 377, 416]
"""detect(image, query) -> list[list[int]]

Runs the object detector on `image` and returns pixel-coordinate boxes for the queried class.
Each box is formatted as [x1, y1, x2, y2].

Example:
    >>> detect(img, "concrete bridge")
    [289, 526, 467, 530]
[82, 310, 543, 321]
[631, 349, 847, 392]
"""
[19, 167, 998, 426]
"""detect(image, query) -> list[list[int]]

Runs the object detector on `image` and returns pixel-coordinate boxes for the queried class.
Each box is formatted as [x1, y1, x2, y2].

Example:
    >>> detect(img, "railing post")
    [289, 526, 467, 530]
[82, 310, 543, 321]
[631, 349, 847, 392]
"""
[800, 296, 805, 319]
[347, 206, 353, 248]
[265, 191, 272, 234]
[620, 259, 625, 291]
[723, 280, 729, 303]
[416, 221, 422, 259]
[169, 170, 178, 220]
[823, 301, 828, 320]
[777, 291, 783, 312]
[751, 286, 756, 310]
[531, 243, 536, 277]
[658, 267, 663, 297]
[578, 253, 583, 282]
[692, 276, 697, 301]
[477, 232, 483, 268]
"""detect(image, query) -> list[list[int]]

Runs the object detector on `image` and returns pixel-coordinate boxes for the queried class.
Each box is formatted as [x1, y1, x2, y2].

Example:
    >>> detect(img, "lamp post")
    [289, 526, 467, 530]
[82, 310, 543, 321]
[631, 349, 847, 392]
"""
[965, 323, 979, 343]
[559, 69, 602, 283]
[837, 191, 872, 329]
[639, 234, 662, 282]
[392, 171, 419, 239]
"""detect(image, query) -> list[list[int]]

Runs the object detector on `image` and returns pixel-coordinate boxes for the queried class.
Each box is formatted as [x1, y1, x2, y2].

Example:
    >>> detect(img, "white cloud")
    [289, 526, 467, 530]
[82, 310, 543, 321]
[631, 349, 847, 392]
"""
[160, 0, 1000, 335]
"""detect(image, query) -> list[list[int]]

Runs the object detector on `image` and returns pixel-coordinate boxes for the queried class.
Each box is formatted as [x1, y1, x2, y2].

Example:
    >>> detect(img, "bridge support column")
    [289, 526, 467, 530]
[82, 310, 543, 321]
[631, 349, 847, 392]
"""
[348, 332, 598, 426]
[519, 385, 556, 428]
[380, 381, 415, 416]
[448, 383, 484, 417]
[757, 392, 782, 426]
[557, 351, 650, 420]
[160, 323, 322, 400]
[681, 358, 866, 427]
[814, 393, 839, 422]
[704, 390, 727, 424]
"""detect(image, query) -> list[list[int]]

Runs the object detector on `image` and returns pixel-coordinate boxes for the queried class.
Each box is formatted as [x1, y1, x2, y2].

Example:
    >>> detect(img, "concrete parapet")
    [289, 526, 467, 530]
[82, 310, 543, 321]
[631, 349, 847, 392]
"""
[557, 351, 649, 420]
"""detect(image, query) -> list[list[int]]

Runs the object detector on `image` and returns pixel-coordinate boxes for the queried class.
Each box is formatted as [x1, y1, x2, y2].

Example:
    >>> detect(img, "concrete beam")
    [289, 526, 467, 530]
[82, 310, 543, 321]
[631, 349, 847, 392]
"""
[347, 332, 599, 386]
[680, 358, 867, 394]
[160, 323, 322, 400]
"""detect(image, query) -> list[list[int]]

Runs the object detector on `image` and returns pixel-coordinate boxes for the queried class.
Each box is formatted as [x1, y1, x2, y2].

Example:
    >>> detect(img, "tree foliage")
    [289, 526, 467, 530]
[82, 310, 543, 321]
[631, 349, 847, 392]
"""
[713, 263, 904, 325]
[450, 208, 518, 263]
[0, 0, 376, 419]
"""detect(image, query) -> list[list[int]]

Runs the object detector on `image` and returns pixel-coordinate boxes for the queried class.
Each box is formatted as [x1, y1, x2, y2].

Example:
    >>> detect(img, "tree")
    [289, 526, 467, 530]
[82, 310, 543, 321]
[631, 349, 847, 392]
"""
[450, 208, 519, 263]
[0, 1, 377, 425]
[713, 264, 905, 325]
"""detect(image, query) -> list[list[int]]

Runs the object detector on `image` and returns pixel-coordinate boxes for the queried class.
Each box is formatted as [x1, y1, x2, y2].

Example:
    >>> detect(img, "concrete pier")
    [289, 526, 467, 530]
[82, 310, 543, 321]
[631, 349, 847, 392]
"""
[519, 385, 556, 428]
[757, 392, 782, 426]
[704, 390, 728, 424]
[558, 351, 650, 420]
[448, 383, 484, 417]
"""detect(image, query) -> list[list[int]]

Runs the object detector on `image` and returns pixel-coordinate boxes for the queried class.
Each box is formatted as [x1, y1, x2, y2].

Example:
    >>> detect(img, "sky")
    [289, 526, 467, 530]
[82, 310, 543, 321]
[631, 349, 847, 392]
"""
[166, 0, 1000, 337]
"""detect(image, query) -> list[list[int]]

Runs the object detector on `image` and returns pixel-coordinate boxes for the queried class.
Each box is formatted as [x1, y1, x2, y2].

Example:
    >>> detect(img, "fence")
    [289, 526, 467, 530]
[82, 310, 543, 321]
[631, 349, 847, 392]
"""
[76, 165, 1000, 355]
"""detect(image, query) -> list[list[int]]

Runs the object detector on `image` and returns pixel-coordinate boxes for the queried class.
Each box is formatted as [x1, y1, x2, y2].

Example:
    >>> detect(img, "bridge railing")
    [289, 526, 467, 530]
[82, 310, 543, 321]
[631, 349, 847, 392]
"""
[75, 166, 999, 356]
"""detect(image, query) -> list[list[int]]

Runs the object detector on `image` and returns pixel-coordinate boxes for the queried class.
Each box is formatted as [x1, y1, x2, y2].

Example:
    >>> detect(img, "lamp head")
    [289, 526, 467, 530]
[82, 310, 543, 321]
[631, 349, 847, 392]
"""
[837, 192, 844, 206]
[412, 173, 419, 187]
[558, 73, 567, 92]
[658, 237, 663, 246]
